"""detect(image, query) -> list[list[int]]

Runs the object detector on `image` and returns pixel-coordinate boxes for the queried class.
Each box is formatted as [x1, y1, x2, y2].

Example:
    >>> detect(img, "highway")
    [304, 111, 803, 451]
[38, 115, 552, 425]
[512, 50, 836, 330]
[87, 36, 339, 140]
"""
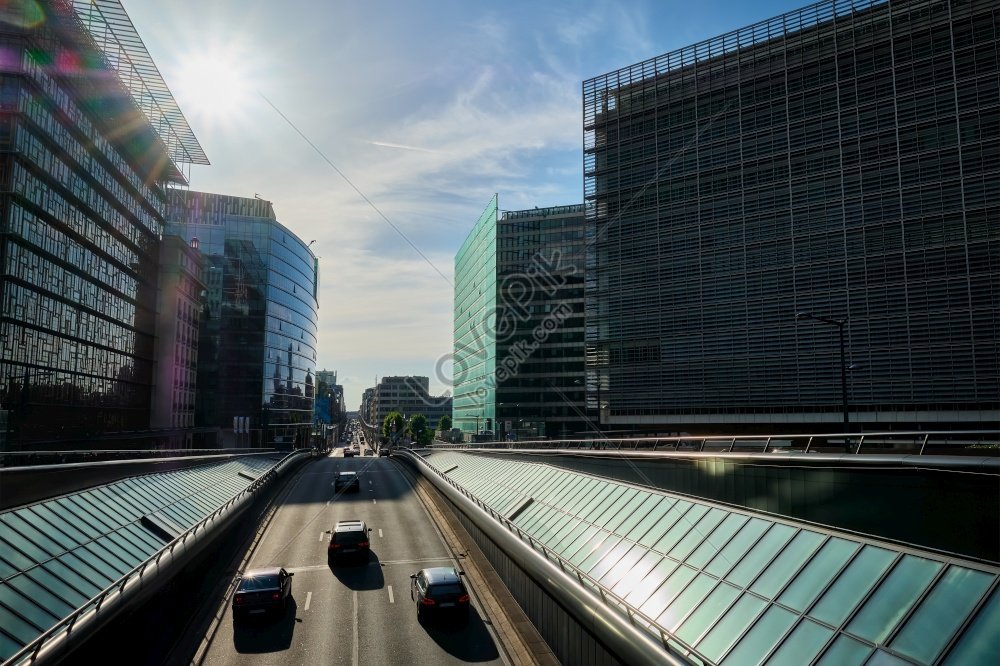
[196, 443, 504, 665]
[64, 435, 506, 666]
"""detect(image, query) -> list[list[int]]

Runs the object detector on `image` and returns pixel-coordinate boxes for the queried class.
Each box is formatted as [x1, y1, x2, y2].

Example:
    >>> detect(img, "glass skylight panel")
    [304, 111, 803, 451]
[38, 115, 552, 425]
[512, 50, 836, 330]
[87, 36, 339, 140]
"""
[638, 499, 690, 548]
[641, 564, 698, 619]
[578, 535, 622, 573]
[553, 521, 590, 554]
[657, 508, 729, 556]
[588, 539, 635, 582]
[725, 523, 795, 588]
[845, 554, 942, 645]
[26, 567, 88, 608]
[808, 544, 896, 627]
[581, 486, 624, 522]
[0, 601, 39, 645]
[0, 584, 56, 635]
[619, 552, 669, 604]
[566, 527, 606, 566]
[751, 529, 825, 599]
[765, 618, 834, 665]
[705, 517, 770, 578]
[6, 574, 74, 621]
[629, 498, 675, 544]
[675, 580, 740, 645]
[612, 493, 663, 536]
[696, 592, 769, 663]
[655, 504, 710, 554]
[889, 565, 994, 664]
[659, 572, 719, 632]
[721, 605, 797, 665]
[593, 488, 638, 528]
[3, 513, 60, 558]
[687, 513, 752, 571]
[778, 536, 858, 613]
[599, 543, 647, 588]
[46, 558, 100, 598]
[942, 587, 1000, 664]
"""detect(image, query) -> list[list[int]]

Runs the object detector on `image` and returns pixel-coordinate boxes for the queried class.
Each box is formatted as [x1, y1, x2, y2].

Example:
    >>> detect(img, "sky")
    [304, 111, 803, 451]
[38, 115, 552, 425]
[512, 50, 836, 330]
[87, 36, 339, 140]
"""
[121, 0, 808, 409]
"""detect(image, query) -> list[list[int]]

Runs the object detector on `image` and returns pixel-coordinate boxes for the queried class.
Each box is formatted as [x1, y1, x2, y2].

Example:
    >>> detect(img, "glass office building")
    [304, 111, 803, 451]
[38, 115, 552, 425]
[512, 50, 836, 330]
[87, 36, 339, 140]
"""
[497, 205, 588, 440]
[166, 190, 319, 448]
[583, 0, 999, 431]
[454, 197, 589, 440]
[453, 196, 498, 437]
[0, 0, 207, 448]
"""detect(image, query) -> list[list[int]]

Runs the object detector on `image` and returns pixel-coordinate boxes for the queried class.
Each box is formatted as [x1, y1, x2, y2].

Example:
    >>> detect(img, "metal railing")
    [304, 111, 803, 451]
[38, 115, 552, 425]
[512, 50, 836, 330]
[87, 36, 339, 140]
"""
[5, 450, 308, 666]
[435, 430, 999, 456]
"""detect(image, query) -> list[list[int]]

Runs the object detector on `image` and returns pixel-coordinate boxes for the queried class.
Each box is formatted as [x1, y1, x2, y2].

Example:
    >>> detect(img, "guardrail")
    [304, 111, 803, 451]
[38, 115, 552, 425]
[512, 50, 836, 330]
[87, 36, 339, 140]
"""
[5, 450, 309, 666]
[0, 447, 285, 469]
[400, 449, 690, 666]
[437, 430, 999, 455]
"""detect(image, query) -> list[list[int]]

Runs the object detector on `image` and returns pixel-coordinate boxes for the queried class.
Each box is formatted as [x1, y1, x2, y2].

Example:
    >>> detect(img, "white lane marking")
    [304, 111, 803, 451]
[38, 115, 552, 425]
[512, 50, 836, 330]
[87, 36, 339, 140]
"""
[378, 529, 383, 538]
[372, 499, 376, 504]
[352, 590, 360, 666]
[387, 585, 394, 603]
[304, 591, 312, 611]
[319, 532, 325, 542]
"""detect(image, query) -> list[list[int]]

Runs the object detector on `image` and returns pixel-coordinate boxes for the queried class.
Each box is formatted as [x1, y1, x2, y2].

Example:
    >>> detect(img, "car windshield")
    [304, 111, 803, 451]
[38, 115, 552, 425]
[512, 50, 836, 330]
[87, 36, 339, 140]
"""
[428, 584, 464, 597]
[334, 531, 367, 544]
[237, 574, 279, 591]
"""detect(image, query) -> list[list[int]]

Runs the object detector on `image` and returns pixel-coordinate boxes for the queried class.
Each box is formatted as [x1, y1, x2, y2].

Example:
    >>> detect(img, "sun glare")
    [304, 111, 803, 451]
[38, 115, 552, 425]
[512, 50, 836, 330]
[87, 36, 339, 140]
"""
[172, 48, 254, 127]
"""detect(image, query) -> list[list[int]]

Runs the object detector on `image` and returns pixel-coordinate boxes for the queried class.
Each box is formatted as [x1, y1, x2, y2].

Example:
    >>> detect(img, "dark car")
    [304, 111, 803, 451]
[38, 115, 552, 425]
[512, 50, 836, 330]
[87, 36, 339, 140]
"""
[343, 446, 355, 457]
[410, 566, 470, 622]
[334, 471, 360, 492]
[328, 520, 372, 563]
[232, 567, 293, 620]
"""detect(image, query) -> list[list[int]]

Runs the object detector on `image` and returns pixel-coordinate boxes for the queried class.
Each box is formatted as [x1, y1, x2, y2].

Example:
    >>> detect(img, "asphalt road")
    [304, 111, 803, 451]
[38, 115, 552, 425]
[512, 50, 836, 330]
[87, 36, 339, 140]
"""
[198, 448, 505, 666]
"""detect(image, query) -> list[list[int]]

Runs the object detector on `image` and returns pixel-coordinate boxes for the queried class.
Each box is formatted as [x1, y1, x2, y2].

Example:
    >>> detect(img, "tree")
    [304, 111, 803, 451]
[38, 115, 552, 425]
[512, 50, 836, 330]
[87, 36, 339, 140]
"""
[408, 414, 432, 446]
[436, 415, 452, 432]
[382, 411, 405, 439]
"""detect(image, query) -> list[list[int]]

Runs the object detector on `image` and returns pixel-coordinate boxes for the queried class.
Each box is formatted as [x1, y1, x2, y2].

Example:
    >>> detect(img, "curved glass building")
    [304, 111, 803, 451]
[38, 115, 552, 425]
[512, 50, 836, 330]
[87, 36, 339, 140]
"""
[166, 190, 319, 448]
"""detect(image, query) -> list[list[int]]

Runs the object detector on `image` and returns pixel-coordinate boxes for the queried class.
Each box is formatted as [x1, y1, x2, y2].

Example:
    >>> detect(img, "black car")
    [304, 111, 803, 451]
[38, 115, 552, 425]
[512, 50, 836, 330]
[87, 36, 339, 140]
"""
[334, 471, 360, 492]
[328, 520, 372, 563]
[343, 446, 355, 457]
[232, 567, 293, 620]
[410, 566, 470, 622]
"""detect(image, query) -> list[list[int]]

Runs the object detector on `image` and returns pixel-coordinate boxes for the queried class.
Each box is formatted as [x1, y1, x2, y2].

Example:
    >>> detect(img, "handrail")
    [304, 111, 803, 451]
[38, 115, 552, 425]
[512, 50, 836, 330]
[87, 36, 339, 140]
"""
[5, 450, 308, 666]
[434, 430, 999, 455]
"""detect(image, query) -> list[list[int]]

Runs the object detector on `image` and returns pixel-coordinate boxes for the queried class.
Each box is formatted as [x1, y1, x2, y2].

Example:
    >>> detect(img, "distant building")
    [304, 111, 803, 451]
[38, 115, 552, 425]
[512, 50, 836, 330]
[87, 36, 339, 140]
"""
[166, 191, 319, 448]
[150, 235, 205, 445]
[583, 0, 999, 432]
[453, 197, 588, 440]
[0, 0, 207, 449]
[370, 376, 451, 433]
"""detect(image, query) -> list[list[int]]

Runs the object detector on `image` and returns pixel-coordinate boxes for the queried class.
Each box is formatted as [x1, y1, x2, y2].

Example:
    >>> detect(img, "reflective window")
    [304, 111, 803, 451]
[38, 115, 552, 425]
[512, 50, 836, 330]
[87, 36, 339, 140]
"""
[658, 572, 718, 632]
[721, 605, 797, 665]
[890, 565, 994, 663]
[614, 494, 664, 537]
[697, 592, 769, 663]
[654, 503, 709, 554]
[587, 538, 632, 581]
[750, 530, 824, 599]
[598, 543, 646, 588]
[604, 491, 649, 533]
[620, 552, 669, 605]
[778, 536, 857, 612]
[943, 587, 1000, 664]
[809, 545, 896, 626]
[846, 554, 942, 644]
[685, 513, 749, 569]
[766, 618, 834, 665]
[669, 508, 727, 562]
[726, 523, 795, 588]
[639, 499, 692, 548]
[706, 517, 770, 578]
[640, 563, 696, 619]
[816, 633, 874, 665]
[675, 580, 740, 644]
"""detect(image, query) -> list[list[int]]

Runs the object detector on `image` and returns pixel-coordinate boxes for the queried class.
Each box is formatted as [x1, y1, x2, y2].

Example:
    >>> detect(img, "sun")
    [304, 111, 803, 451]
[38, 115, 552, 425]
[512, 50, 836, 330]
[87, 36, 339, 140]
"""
[171, 48, 254, 128]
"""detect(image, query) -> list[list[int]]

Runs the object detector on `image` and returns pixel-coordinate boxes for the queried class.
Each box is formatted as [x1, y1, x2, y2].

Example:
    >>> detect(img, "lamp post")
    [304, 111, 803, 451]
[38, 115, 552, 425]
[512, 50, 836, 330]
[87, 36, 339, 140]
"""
[796, 312, 849, 425]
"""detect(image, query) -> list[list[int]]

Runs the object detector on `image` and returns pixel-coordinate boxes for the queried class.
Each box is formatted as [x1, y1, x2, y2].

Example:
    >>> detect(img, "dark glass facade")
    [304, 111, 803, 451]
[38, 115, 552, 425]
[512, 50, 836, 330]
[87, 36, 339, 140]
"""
[0, 2, 202, 447]
[496, 205, 588, 439]
[166, 190, 319, 448]
[583, 0, 999, 431]
[454, 198, 588, 440]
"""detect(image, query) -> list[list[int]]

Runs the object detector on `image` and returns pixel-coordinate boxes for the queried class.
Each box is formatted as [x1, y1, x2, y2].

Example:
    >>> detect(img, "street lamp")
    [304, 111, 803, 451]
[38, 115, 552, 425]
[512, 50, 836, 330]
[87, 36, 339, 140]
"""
[796, 312, 849, 425]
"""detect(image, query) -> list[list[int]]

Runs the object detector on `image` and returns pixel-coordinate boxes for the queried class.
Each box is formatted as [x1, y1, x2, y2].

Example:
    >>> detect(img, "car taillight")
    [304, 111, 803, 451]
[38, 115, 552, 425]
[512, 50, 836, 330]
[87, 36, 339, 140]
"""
[329, 543, 341, 550]
[420, 597, 436, 606]
[272, 592, 281, 600]
[358, 541, 369, 548]
[234, 595, 245, 604]
[458, 594, 470, 603]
